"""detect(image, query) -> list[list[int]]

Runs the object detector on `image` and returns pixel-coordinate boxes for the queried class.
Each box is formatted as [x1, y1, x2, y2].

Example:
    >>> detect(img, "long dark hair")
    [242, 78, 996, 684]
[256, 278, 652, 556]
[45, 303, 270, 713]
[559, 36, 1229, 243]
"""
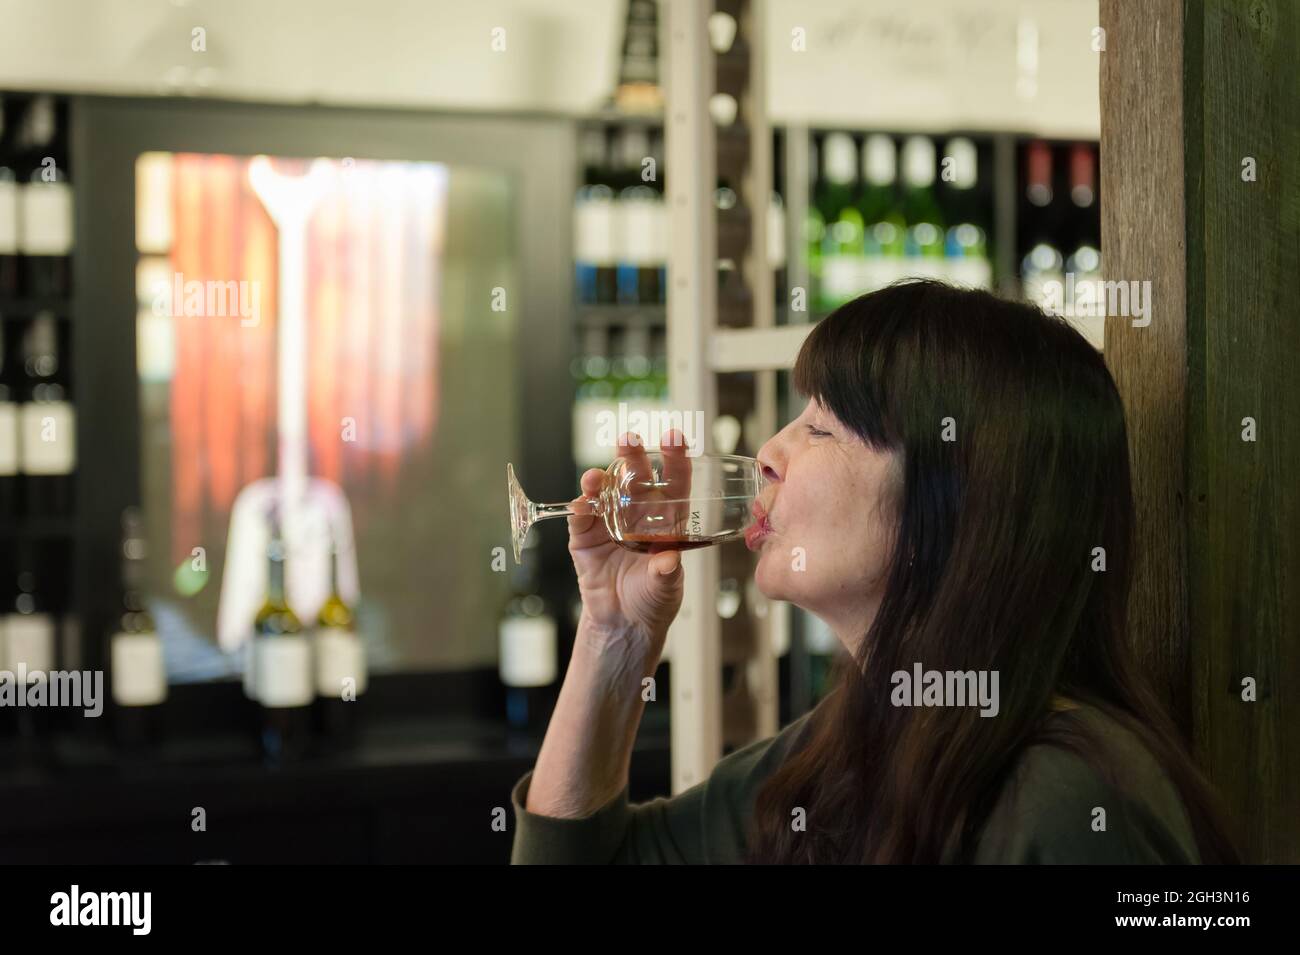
[747, 280, 1241, 864]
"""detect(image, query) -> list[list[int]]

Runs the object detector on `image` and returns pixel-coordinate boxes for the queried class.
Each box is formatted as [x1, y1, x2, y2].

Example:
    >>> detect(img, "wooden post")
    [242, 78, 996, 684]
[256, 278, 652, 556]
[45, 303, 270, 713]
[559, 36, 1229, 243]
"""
[662, 0, 723, 794]
[1100, 0, 1300, 863]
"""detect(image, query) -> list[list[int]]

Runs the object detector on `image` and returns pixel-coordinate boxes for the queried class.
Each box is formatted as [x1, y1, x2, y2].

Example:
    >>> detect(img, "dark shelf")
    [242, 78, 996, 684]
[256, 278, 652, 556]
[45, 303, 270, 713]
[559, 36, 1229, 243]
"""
[576, 303, 666, 327]
[0, 714, 674, 863]
[0, 516, 78, 539]
[0, 298, 74, 318]
[580, 108, 664, 129]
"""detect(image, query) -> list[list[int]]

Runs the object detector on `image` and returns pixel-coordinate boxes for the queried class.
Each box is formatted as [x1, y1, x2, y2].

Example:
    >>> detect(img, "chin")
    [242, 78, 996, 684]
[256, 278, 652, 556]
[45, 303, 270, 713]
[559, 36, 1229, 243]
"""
[753, 548, 792, 602]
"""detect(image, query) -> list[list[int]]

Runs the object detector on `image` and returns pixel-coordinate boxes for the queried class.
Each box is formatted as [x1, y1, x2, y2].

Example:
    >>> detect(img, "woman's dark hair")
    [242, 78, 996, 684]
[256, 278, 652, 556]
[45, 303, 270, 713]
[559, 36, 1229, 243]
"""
[746, 279, 1241, 864]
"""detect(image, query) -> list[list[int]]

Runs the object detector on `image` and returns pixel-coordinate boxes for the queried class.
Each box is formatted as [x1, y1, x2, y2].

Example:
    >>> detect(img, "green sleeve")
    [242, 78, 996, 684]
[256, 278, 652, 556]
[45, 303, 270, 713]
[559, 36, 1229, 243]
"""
[509, 770, 707, 864]
[510, 711, 815, 865]
[972, 743, 1202, 864]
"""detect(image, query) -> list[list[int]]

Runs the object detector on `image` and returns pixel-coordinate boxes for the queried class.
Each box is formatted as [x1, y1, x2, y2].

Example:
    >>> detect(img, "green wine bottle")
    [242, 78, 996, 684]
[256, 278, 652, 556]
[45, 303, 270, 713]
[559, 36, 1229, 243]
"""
[813, 133, 864, 312]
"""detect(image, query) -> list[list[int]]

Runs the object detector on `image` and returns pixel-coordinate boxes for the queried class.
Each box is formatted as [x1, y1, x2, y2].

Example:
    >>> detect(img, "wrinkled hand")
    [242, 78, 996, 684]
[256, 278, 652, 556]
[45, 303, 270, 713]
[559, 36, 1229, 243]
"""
[568, 431, 691, 650]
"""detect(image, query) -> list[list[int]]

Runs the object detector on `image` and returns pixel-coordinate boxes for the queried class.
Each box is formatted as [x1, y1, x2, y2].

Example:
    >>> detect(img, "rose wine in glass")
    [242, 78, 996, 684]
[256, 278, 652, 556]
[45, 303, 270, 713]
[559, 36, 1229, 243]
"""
[506, 452, 767, 563]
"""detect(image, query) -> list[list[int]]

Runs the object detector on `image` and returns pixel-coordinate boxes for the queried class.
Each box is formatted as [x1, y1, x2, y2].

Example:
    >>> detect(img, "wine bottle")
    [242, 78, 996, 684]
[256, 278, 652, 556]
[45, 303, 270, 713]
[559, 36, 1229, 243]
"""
[941, 137, 993, 290]
[16, 95, 73, 300]
[579, 125, 608, 186]
[857, 134, 905, 292]
[498, 541, 557, 736]
[802, 132, 823, 300]
[571, 326, 612, 470]
[1020, 141, 1065, 310]
[610, 130, 653, 302]
[614, 0, 661, 112]
[1022, 241, 1065, 312]
[252, 516, 313, 764]
[616, 184, 662, 305]
[610, 127, 657, 304]
[714, 179, 746, 298]
[648, 328, 670, 449]
[614, 126, 651, 193]
[18, 312, 75, 516]
[1060, 143, 1103, 347]
[1024, 139, 1055, 208]
[900, 136, 946, 282]
[0, 328, 18, 518]
[314, 540, 365, 748]
[0, 95, 19, 298]
[1, 558, 58, 756]
[110, 507, 167, 753]
[574, 184, 617, 306]
[618, 325, 655, 447]
[768, 190, 787, 306]
[605, 325, 629, 437]
[648, 129, 668, 304]
[1068, 142, 1098, 213]
[1064, 142, 1100, 259]
[813, 132, 864, 312]
[0, 548, 11, 747]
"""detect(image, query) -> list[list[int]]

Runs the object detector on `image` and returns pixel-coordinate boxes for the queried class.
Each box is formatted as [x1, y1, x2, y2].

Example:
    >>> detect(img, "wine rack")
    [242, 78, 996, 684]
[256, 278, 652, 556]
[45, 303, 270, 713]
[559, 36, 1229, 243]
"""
[0, 90, 82, 756]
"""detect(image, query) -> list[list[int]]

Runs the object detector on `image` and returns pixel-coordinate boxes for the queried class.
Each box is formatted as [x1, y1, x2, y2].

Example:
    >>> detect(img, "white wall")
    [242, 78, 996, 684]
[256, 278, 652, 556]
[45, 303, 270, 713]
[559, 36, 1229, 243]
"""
[0, 0, 1098, 136]
[0, 0, 624, 113]
[765, 0, 1101, 137]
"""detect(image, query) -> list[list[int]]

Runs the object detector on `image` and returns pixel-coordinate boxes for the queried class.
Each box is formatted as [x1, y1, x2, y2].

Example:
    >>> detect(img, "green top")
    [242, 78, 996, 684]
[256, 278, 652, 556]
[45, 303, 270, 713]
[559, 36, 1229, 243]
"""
[510, 702, 1201, 864]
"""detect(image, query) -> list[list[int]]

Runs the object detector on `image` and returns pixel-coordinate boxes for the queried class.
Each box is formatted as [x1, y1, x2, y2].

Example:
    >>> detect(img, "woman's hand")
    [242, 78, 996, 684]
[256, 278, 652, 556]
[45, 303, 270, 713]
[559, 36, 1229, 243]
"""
[568, 432, 688, 655]
[526, 431, 691, 821]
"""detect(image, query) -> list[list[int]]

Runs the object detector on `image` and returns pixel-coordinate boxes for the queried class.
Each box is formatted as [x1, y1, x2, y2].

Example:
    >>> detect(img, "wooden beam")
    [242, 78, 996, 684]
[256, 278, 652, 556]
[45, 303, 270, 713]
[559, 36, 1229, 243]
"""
[661, 0, 723, 795]
[1099, 0, 1190, 727]
[1100, 0, 1300, 863]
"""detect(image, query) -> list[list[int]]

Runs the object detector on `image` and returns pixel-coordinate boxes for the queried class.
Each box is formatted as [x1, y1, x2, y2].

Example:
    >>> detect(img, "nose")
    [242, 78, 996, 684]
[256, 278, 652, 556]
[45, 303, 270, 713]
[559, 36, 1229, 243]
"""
[756, 434, 783, 485]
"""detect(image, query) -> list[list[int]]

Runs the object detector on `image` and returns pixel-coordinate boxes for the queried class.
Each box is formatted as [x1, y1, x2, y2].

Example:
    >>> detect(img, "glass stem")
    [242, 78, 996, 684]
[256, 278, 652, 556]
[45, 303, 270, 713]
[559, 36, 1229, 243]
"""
[534, 497, 599, 523]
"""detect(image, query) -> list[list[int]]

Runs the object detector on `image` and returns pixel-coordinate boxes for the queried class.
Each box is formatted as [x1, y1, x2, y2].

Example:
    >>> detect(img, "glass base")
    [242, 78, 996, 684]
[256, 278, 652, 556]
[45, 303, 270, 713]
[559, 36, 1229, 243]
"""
[506, 463, 535, 564]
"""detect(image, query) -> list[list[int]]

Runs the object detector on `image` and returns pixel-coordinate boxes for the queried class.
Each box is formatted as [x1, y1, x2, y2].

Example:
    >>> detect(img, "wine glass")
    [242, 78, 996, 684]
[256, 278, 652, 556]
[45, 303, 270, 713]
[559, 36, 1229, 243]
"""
[507, 452, 768, 563]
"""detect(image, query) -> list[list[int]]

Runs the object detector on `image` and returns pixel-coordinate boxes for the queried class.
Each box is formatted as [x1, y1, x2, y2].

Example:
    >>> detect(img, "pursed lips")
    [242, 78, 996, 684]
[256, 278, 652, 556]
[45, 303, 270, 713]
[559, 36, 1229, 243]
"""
[745, 499, 774, 550]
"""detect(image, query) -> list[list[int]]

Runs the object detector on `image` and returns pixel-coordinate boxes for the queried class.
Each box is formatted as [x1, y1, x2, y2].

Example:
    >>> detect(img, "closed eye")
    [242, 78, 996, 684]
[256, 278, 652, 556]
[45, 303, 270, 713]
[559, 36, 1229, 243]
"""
[806, 425, 832, 437]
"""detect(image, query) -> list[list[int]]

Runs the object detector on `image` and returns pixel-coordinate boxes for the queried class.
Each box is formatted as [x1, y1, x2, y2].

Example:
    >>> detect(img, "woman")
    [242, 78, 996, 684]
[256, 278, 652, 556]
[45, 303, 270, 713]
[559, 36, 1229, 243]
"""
[510, 279, 1241, 864]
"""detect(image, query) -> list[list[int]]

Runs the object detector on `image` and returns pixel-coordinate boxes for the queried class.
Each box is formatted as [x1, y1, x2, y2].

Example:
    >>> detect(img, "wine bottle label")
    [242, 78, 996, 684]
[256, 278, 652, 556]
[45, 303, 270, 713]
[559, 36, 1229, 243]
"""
[19, 401, 76, 474]
[110, 631, 167, 706]
[608, 200, 628, 269]
[860, 255, 903, 294]
[0, 177, 18, 253]
[902, 137, 937, 187]
[947, 256, 992, 291]
[0, 401, 19, 476]
[574, 197, 615, 266]
[823, 133, 857, 184]
[498, 616, 557, 688]
[253, 635, 313, 708]
[4, 613, 56, 678]
[820, 255, 861, 303]
[315, 627, 367, 699]
[863, 134, 897, 186]
[619, 197, 658, 266]
[18, 180, 74, 255]
[904, 256, 946, 282]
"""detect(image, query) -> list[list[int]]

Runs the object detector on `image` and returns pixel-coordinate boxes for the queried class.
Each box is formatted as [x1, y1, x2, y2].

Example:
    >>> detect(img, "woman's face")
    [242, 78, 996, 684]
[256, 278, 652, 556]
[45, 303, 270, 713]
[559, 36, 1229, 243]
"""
[752, 398, 902, 647]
